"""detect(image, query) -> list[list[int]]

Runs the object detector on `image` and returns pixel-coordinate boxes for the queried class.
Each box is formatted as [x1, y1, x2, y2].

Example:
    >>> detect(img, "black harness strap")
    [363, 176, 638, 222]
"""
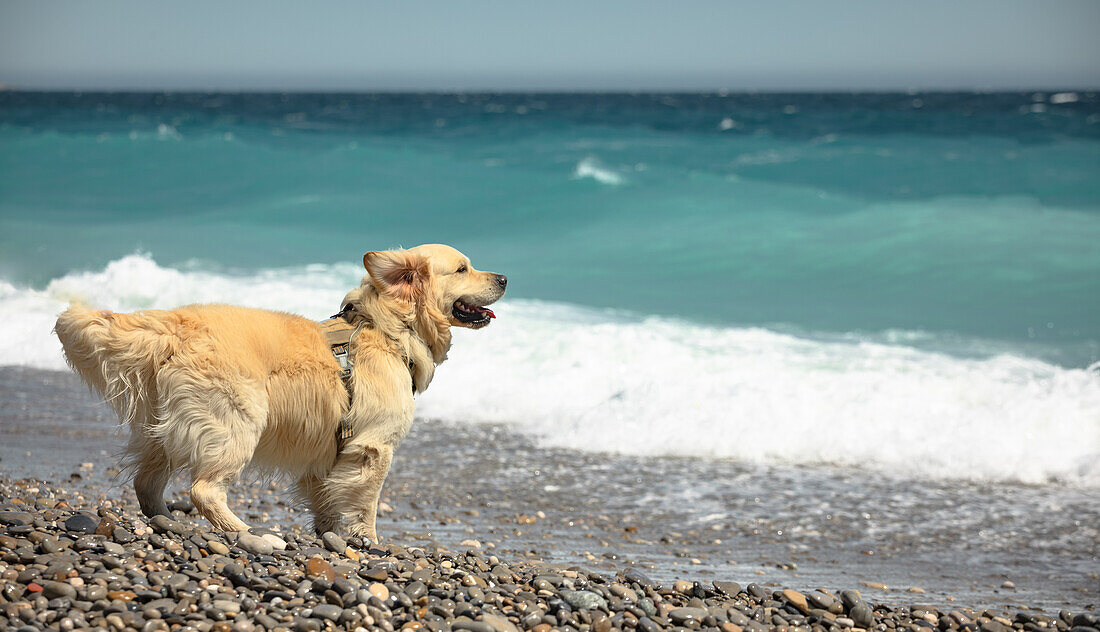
[319, 304, 418, 459]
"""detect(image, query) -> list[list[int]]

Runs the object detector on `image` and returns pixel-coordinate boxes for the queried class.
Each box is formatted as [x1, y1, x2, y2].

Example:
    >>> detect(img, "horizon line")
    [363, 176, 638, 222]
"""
[2, 86, 1098, 95]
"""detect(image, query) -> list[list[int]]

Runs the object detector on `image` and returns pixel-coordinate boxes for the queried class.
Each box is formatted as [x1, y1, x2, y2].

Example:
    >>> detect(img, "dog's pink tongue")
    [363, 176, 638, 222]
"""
[483, 307, 496, 319]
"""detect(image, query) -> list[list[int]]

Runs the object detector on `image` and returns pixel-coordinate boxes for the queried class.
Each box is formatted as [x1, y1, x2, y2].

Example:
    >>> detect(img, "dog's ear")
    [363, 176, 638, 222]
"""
[363, 250, 431, 301]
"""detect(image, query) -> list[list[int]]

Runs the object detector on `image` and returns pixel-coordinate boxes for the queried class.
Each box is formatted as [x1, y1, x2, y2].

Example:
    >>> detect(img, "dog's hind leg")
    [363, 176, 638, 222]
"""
[178, 410, 263, 533]
[298, 473, 339, 535]
[133, 450, 172, 519]
[124, 428, 173, 518]
[190, 476, 250, 532]
[188, 433, 258, 532]
[157, 377, 267, 532]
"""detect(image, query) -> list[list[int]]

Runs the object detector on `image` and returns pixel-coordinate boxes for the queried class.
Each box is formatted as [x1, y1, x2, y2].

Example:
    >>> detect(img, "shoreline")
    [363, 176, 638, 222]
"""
[1, 365, 1098, 624]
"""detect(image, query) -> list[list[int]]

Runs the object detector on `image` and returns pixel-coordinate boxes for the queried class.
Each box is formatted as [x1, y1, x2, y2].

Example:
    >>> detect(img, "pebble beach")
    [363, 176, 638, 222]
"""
[2, 477, 1098, 632]
[1, 366, 1098, 631]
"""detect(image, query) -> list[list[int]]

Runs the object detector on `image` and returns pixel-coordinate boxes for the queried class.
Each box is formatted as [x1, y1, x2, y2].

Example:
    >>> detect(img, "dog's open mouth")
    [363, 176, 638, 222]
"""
[452, 299, 496, 326]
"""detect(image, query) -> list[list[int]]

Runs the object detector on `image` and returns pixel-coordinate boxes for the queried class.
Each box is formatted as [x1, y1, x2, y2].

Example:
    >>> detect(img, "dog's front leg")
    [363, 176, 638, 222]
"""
[318, 443, 393, 541]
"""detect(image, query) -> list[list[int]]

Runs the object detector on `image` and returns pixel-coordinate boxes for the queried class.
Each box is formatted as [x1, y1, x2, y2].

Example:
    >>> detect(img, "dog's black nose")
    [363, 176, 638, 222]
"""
[496, 274, 508, 288]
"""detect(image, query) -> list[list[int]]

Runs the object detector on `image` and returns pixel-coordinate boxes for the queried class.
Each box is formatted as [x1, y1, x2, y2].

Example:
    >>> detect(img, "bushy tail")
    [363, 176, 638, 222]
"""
[54, 304, 180, 428]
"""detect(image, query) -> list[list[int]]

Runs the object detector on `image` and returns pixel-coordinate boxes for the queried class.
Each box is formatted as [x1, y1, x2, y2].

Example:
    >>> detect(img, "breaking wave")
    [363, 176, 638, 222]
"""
[2, 254, 1098, 486]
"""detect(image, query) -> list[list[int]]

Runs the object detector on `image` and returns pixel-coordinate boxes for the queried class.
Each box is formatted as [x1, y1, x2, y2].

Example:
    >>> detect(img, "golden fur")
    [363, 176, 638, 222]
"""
[54, 244, 505, 539]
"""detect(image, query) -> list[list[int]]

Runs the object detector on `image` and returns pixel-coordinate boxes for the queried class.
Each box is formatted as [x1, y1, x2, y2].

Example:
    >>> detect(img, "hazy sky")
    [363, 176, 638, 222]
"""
[2, 0, 1098, 91]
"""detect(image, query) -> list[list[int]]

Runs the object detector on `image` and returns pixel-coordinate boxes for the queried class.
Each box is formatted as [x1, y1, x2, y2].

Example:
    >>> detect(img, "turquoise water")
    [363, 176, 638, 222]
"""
[2, 91, 1099, 484]
[2, 92, 1099, 366]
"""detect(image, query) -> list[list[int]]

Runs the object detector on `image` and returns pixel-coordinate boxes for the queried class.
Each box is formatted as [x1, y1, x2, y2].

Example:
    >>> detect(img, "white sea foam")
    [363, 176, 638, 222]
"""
[0, 254, 363, 373]
[156, 124, 182, 141]
[3, 255, 1098, 486]
[573, 157, 624, 185]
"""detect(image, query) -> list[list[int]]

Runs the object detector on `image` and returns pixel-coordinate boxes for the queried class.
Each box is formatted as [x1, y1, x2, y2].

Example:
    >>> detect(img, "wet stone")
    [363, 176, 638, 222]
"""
[368, 582, 389, 601]
[259, 532, 287, 551]
[212, 599, 241, 614]
[311, 604, 343, 621]
[782, 590, 810, 615]
[454, 621, 497, 632]
[713, 581, 742, 597]
[294, 617, 322, 632]
[851, 604, 875, 628]
[207, 540, 230, 555]
[482, 613, 520, 632]
[807, 592, 838, 612]
[40, 536, 63, 554]
[95, 518, 115, 536]
[112, 527, 135, 544]
[671, 608, 709, 625]
[609, 583, 638, 602]
[840, 590, 868, 613]
[151, 514, 189, 535]
[404, 580, 427, 600]
[237, 532, 274, 556]
[562, 590, 608, 611]
[0, 511, 33, 526]
[86, 585, 107, 601]
[623, 568, 658, 589]
[64, 513, 98, 534]
[107, 590, 137, 602]
[321, 531, 346, 553]
[360, 566, 388, 582]
[41, 581, 77, 599]
[167, 498, 195, 514]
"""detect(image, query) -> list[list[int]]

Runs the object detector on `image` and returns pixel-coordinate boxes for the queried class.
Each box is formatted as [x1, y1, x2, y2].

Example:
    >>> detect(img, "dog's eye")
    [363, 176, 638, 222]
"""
[456, 265, 467, 273]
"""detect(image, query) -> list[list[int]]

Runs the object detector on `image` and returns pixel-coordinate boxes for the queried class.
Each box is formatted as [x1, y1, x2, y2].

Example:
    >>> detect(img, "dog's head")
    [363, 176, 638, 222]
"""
[362, 244, 506, 330]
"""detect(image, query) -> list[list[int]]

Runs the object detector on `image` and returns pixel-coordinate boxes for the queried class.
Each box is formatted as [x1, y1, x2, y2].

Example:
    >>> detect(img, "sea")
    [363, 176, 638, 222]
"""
[1, 91, 1099, 488]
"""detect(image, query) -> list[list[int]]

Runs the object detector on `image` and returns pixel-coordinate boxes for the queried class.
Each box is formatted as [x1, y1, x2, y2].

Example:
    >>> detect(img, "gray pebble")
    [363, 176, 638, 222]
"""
[167, 498, 195, 514]
[112, 527, 135, 543]
[42, 581, 77, 599]
[454, 621, 497, 632]
[151, 514, 189, 535]
[561, 590, 608, 611]
[405, 580, 427, 600]
[213, 599, 242, 613]
[311, 603, 343, 621]
[670, 607, 709, 624]
[840, 589, 868, 612]
[713, 581, 741, 596]
[0, 511, 33, 526]
[851, 604, 875, 628]
[64, 513, 98, 533]
[321, 531, 346, 553]
[293, 617, 322, 632]
[237, 532, 274, 556]
[623, 568, 657, 588]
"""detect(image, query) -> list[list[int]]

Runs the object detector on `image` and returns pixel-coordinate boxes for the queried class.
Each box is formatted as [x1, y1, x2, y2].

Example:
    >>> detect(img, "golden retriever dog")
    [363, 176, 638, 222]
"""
[54, 244, 505, 540]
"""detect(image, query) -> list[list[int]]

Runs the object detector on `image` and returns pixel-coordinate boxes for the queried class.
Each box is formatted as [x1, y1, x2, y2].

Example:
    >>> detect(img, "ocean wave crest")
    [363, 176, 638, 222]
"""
[573, 157, 624, 185]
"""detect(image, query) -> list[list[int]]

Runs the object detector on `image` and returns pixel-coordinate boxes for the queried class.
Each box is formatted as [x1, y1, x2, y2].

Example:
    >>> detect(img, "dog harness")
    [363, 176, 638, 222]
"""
[319, 304, 418, 456]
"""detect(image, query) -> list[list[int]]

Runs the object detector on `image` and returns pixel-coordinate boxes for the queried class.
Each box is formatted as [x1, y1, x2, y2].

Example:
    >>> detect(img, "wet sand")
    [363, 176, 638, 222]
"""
[1, 366, 1097, 614]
